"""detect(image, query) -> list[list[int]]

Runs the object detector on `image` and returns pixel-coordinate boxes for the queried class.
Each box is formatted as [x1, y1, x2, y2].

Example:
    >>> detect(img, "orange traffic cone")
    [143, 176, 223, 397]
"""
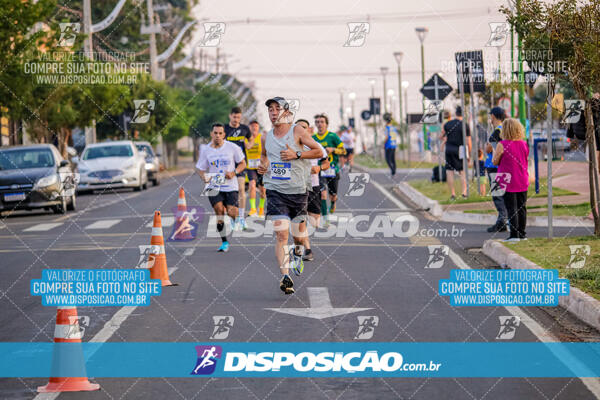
[149, 211, 176, 286]
[37, 307, 100, 393]
[172, 187, 193, 241]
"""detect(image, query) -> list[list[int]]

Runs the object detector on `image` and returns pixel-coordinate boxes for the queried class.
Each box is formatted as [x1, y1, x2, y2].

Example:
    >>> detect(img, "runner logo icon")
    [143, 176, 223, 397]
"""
[566, 245, 591, 269]
[346, 173, 370, 196]
[344, 22, 370, 47]
[210, 316, 234, 340]
[58, 23, 80, 47]
[496, 316, 520, 340]
[354, 316, 379, 340]
[191, 345, 222, 375]
[425, 245, 449, 269]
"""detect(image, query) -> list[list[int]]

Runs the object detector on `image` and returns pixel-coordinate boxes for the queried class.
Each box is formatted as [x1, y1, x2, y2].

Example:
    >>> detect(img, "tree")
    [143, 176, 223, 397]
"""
[186, 82, 237, 161]
[503, 0, 600, 235]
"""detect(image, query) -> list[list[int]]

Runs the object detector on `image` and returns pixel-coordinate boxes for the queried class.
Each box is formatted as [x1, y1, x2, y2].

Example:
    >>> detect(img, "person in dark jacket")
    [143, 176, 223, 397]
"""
[485, 107, 508, 232]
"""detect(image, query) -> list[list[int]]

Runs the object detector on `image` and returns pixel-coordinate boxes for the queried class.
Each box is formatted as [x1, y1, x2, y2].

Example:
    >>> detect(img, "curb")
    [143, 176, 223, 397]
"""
[396, 182, 443, 217]
[483, 239, 600, 332]
[353, 164, 431, 175]
[394, 182, 594, 227]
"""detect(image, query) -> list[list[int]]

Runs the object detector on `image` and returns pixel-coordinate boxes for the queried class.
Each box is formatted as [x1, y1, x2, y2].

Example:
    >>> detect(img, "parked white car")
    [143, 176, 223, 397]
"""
[75, 141, 148, 193]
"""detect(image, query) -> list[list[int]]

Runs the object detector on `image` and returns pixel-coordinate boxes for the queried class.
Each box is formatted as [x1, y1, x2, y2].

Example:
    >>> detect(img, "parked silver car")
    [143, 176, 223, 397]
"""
[135, 141, 160, 186]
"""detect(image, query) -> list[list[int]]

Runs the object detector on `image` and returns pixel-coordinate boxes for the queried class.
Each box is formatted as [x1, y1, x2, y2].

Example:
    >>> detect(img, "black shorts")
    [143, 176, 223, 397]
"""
[246, 169, 258, 182]
[320, 173, 340, 195]
[236, 171, 245, 178]
[345, 148, 354, 155]
[307, 186, 321, 214]
[257, 173, 264, 187]
[266, 189, 308, 221]
[445, 151, 463, 171]
[208, 190, 239, 208]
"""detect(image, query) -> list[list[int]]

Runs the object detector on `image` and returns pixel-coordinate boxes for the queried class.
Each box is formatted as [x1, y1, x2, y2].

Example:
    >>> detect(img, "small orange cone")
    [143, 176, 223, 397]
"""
[37, 307, 100, 393]
[149, 210, 176, 286]
[172, 187, 193, 240]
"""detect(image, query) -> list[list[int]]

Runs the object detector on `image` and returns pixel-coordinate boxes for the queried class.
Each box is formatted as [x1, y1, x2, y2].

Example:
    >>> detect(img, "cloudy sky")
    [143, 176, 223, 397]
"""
[188, 0, 511, 128]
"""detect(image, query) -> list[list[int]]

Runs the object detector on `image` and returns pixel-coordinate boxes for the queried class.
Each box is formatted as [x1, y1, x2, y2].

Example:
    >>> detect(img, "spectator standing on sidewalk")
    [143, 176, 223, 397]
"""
[485, 107, 508, 232]
[441, 106, 471, 200]
[492, 118, 529, 242]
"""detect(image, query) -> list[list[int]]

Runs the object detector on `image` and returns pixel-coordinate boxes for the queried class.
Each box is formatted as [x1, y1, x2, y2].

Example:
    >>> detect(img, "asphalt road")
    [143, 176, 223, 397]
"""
[0, 167, 598, 400]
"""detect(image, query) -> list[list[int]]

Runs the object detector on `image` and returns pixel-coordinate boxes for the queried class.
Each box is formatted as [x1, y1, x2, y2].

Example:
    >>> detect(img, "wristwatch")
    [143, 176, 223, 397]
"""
[296, 151, 302, 159]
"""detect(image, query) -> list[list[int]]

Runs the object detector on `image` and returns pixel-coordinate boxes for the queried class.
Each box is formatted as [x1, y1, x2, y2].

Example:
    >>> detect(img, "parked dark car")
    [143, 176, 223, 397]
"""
[0, 144, 76, 214]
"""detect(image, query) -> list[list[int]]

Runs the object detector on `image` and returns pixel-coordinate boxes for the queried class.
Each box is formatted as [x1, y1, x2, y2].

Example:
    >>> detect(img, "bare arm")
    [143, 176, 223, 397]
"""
[492, 142, 504, 166]
[195, 168, 209, 183]
[257, 133, 269, 174]
[296, 125, 326, 159]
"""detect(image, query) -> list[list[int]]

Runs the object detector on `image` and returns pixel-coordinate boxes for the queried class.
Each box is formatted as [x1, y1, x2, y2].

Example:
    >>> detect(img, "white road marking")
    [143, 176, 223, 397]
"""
[183, 248, 195, 256]
[84, 219, 121, 230]
[265, 287, 371, 320]
[145, 215, 175, 228]
[371, 179, 408, 210]
[32, 267, 179, 400]
[23, 223, 63, 232]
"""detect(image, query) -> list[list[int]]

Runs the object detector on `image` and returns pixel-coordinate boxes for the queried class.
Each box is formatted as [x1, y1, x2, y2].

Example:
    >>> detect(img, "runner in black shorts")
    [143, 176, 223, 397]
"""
[225, 106, 252, 230]
[196, 123, 246, 252]
[257, 97, 323, 294]
[295, 119, 329, 261]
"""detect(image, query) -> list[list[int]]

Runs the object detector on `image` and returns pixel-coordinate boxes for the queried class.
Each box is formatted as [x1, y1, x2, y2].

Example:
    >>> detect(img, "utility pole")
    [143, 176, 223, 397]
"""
[147, 0, 159, 80]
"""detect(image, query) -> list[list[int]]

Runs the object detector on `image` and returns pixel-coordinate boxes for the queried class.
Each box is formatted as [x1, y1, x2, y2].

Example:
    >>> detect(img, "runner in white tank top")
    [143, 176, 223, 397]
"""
[257, 97, 323, 295]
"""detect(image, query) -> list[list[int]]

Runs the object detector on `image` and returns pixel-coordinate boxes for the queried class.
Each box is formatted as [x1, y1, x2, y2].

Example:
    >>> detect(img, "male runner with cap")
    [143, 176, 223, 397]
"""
[196, 123, 246, 252]
[257, 97, 323, 294]
[225, 107, 252, 230]
[313, 114, 346, 224]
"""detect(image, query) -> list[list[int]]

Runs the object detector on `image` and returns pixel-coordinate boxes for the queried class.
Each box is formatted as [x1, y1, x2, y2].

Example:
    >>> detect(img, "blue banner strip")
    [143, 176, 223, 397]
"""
[3, 342, 600, 378]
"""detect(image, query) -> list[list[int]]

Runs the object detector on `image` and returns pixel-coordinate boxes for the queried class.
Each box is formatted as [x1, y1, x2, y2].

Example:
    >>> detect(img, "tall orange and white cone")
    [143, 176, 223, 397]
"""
[37, 306, 100, 393]
[172, 187, 193, 240]
[149, 210, 175, 286]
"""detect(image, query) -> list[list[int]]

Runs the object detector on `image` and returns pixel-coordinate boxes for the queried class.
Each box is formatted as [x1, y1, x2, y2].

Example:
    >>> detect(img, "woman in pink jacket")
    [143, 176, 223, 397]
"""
[492, 118, 529, 242]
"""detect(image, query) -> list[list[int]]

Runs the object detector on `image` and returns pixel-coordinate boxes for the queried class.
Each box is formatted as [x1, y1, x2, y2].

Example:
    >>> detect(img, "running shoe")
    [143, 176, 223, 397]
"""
[279, 274, 295, 294]
[217, 241, 229, 252]
[232, 219, 240, 231]
[291, 248, 304, 276]
[240, 218, 248, 231]
[248, 208, 257, 217]
[302, 248, 314, 261]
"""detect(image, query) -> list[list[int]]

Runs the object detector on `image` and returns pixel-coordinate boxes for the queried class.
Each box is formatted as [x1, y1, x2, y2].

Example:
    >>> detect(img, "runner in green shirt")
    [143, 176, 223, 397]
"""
[313, 113, 346, 222]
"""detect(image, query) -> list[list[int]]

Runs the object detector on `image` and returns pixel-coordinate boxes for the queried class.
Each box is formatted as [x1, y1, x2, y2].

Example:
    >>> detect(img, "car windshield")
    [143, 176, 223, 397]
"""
[136, 144, 154, 157]
[83, 145, 133, 160]
[0, 149, 54, 170]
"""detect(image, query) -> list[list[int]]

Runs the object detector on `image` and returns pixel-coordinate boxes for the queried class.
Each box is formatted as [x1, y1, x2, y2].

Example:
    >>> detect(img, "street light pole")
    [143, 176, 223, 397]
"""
[402, 80, 410, 167]
[380, 67, 389, 115]
[369, 78, 378, 159]
[393, 52, 404, 156]
[415, 27, 429, 152]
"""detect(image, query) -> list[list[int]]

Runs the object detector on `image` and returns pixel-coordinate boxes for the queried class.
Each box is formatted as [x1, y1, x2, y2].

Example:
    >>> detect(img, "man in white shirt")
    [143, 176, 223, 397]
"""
[196, 123, 246, 252]
[340, 127, 356, 172]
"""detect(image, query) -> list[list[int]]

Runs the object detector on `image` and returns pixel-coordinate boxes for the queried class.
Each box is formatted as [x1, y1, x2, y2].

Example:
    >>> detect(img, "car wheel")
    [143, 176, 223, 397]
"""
[67, 193, 76, 211]
[53, 196, 67, 214]
[134, 170, 143, 192]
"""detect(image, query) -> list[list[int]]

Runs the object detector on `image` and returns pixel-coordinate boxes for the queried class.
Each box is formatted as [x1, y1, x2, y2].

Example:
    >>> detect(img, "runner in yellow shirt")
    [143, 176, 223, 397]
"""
[245, 120, 266, 217]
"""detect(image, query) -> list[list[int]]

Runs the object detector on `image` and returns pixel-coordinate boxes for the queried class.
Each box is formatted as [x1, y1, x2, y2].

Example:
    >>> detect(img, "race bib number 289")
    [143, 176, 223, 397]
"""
[271, 162, 291, 180]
